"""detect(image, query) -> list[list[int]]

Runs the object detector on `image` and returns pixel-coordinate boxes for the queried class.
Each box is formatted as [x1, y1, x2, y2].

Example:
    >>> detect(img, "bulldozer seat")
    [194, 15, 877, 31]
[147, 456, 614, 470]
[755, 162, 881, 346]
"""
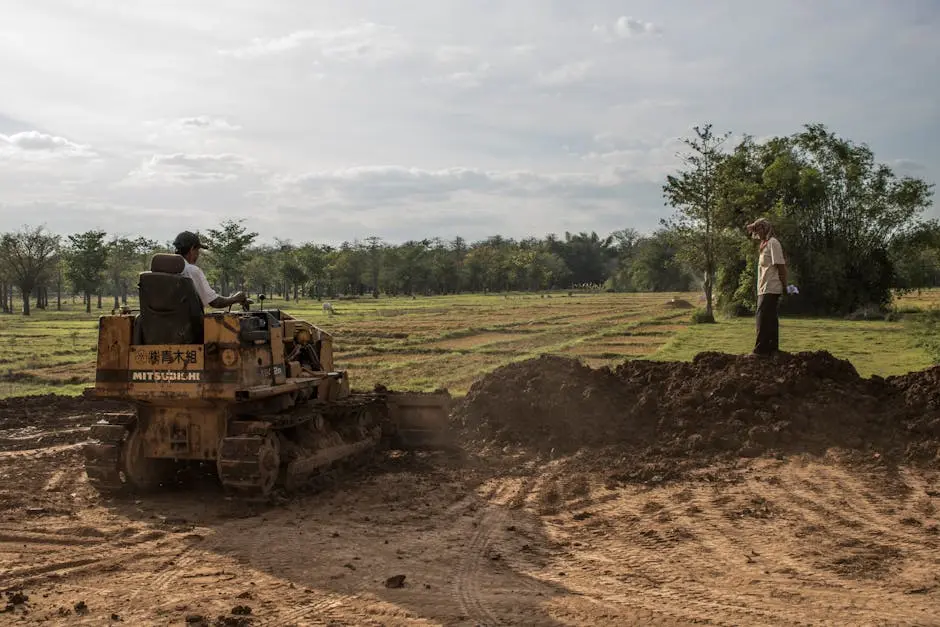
[135, 254, 204, 345]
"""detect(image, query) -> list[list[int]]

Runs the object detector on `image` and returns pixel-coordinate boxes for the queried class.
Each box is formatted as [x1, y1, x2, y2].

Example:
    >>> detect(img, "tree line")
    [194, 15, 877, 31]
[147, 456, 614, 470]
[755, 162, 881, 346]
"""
[0, 122, 937, 317]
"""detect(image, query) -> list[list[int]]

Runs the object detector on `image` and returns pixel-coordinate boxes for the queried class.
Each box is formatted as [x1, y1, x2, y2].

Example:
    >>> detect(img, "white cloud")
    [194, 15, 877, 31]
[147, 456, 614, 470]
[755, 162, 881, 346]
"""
[122, 153, 255, 185]
[0, 1, 936, 241]
[535, 61, 593, 86]
[172, 116, 242, 132]
[0, 131, 95, 159]
[593, 16, 661, 42]
[434, 45, 476, 64]
[423, 63, 492, 89]
[274, 165, 634, 209]
[219, 22, 409, 63]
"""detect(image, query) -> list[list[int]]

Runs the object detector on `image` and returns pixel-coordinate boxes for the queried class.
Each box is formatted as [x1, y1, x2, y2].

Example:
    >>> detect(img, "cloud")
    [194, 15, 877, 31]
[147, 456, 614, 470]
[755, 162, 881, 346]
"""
[274, 164, 635, 208]
[535, 61, 593, 86]
[0, 131, 95, 159]
[423, 63, 492, 89]
[593, 16, 662, 41]
[173, 116, 242, 132]
[0, 2, 937, 242]
[219, 22, 409, 63]
[122, 153, 255, 185]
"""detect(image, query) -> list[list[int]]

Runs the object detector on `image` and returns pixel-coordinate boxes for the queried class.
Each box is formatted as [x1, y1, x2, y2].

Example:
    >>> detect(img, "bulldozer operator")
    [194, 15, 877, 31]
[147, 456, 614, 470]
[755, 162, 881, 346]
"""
[172, 231, 250, 309]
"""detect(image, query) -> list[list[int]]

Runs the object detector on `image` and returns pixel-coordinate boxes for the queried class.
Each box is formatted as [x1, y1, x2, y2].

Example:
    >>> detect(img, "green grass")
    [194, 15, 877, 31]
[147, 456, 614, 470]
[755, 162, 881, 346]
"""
[0, 288, 936, 399]
[653, 316, 935, 377]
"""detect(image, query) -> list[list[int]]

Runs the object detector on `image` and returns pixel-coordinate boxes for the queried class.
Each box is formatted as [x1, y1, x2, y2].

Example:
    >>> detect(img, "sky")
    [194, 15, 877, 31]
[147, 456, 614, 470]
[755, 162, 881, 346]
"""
[1, 0, 938, 246]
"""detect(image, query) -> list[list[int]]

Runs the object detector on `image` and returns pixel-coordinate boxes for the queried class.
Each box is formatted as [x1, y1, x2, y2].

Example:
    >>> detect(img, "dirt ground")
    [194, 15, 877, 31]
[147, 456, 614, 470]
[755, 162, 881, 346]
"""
[1, 353, 939, 626]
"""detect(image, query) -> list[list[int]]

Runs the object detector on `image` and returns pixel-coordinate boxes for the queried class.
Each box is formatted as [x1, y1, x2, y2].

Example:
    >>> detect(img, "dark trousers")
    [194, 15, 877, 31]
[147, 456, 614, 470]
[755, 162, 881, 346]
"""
[754, 293, 780, 355]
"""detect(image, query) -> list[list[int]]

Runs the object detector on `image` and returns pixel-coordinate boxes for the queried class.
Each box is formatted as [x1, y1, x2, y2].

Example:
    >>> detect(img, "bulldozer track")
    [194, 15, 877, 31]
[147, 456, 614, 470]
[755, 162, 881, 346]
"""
[82, 422, 134, 493]
[218, 397, 386, 499]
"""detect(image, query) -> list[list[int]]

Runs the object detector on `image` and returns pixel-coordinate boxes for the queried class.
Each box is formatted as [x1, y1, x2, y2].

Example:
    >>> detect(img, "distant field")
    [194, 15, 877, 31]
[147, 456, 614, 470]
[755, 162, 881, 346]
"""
[0, 289, 936, 399]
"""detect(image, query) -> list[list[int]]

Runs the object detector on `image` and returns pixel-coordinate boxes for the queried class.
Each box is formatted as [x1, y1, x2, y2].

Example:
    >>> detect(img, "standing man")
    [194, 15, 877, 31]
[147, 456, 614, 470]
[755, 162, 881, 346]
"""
[172, 231, 250, 309]
[746, 218, 787, 356]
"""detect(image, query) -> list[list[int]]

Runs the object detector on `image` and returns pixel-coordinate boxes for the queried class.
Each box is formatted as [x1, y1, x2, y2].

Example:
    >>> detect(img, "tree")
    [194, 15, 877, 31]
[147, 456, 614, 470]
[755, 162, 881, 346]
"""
[107, 236, 157, 308]
[0, 226, 60, 316]
[364, 236, 385, 295]
[204, 219, 258, 295]
[65, 230, 109, 314]
[713, 124, 935, 314]
[662, 124, 732, 321]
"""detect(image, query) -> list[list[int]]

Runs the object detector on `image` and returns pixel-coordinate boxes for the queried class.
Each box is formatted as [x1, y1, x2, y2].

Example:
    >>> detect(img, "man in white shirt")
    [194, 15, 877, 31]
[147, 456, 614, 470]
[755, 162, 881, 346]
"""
[172, 231, 249, 309]
[746, 218, 787, 356]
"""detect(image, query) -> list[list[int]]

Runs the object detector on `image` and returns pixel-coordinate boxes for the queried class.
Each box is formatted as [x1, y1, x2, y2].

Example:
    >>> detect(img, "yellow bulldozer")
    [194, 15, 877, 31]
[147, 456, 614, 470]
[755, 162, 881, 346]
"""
[83, 253, 452, 499]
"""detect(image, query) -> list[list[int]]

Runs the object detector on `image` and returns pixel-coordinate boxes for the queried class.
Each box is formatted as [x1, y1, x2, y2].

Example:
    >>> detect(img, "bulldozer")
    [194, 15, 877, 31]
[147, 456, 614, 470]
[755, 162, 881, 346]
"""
[82, 253, 452, 499]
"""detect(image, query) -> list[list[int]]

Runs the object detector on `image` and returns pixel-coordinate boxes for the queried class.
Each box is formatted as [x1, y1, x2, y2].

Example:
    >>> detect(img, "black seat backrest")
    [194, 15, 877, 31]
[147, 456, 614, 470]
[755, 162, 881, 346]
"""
[136, 253, 204, 345]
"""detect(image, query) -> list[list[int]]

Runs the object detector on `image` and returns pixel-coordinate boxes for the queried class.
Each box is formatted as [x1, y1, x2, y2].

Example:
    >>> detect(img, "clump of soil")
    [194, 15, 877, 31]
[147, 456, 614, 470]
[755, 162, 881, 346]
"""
[664, 298, 694, 309]
[0, 394, 132, 452]
[0, 394, 130, 430]
[452, 351, 940, 477]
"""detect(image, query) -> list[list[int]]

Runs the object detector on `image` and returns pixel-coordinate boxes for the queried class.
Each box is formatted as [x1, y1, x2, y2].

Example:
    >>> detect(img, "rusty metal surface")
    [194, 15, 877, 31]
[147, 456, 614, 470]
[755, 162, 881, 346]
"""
[138, 404, 228, 460]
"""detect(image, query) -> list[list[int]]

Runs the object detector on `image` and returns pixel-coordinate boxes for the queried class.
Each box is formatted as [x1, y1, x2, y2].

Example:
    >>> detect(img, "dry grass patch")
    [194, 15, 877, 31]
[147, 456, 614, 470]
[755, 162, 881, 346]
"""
[428, 332, 528, 350]
[600, 335, 671, 347]
[562, 342, 658, 359]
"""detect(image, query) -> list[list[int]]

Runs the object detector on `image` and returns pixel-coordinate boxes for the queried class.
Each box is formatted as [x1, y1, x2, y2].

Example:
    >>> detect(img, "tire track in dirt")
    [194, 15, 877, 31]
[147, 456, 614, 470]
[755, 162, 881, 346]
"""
[547, 500, 797, 626]
[258, 591, 362, 626]
[0, 530, 103, 546]
[536, 476, 869, 627]
[547, 466, 940, 626]
[0, 527, 170, 589]
[451, 476, 540, 626]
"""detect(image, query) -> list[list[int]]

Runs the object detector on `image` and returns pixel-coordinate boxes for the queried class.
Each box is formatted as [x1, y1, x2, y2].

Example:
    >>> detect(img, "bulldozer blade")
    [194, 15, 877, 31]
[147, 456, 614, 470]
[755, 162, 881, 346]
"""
[384, 392, 455, 451]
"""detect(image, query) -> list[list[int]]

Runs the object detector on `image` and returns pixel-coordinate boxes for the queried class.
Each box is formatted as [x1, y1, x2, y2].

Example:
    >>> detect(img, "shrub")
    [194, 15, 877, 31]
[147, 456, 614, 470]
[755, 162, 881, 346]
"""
[691, 308, 716, 324]
[913, 308, 940, 364]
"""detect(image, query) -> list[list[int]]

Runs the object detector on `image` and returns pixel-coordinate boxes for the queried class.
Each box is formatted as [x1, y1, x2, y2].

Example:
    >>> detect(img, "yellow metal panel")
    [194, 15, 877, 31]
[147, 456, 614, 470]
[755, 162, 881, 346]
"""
[94, 315, 132, 396]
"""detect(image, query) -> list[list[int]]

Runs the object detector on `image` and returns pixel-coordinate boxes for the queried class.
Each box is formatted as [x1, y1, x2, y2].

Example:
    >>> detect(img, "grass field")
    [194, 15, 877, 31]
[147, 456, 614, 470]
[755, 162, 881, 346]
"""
[0, 289, 937, 399]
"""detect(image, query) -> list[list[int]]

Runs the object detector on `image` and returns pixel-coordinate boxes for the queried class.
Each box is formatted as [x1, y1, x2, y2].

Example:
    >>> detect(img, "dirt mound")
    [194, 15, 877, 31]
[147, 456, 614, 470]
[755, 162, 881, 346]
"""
[0, 394, 130, 430]
[452, 351, 940, 478]
[664, 298, 694, 309]
[0, 394, 132, 452]
[886, 365, 940, 410]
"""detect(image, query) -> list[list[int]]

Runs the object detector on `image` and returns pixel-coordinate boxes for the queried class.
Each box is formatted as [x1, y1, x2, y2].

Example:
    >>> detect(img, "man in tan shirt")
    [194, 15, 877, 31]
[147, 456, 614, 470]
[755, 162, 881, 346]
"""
[746, 218, 787, 355]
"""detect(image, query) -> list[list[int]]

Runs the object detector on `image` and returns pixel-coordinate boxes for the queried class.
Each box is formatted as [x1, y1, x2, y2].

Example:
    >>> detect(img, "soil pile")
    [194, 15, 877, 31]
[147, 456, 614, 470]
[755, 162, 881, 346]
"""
[0, 394, 131, 452]
[0, 394, 130, 430]
[452, 351, 940, 474]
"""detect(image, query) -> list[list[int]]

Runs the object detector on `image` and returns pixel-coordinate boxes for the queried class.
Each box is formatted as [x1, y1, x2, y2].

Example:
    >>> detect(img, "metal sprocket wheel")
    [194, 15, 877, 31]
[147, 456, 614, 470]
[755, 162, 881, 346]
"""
[120, 424, 174, 491]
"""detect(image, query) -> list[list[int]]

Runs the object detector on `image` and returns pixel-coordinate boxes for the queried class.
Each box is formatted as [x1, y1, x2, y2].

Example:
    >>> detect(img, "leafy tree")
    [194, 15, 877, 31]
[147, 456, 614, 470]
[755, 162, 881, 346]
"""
[364, 236, 385, 295]
[0, 225, 60, 315]
[107, 236, 157, 308]
[546, 231, 616, 286]
[204, 219, 258, 294]
[296, 243, 331, 299]
[712, 124, 936, 315]
[65, 230, 109, 313]
[662, 124, 732, 321]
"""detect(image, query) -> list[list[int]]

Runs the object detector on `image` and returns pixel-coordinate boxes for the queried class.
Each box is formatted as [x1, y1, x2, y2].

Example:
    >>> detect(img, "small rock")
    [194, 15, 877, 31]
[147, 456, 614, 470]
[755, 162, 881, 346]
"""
[236, 591, 253, 600]
[74, 601, 88, 615]
[385, 575, 406, 589]
[231, 605, 252, 615]
[110, 613, 121, 621]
